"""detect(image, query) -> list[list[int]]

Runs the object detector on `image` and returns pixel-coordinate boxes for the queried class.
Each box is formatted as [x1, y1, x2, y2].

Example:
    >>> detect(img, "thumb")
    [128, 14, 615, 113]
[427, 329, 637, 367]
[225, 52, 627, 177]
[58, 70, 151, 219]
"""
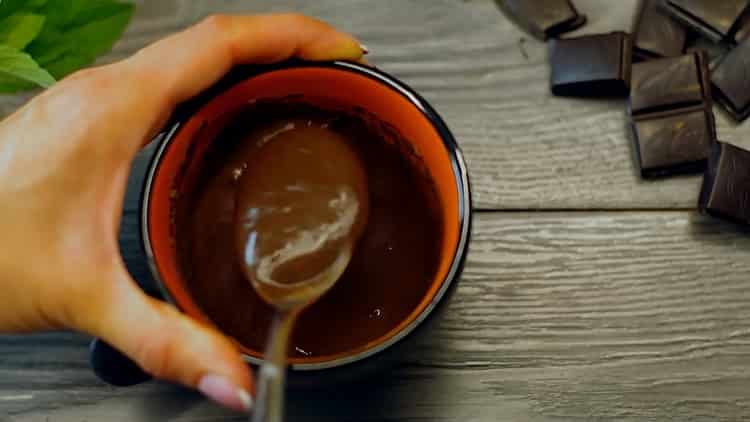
[83, 270, 254, 412]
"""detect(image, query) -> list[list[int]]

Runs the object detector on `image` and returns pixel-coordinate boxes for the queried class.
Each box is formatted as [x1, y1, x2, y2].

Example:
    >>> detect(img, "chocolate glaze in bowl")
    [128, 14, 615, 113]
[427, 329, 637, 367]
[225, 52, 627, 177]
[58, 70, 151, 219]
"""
[175, 100, 445, 363]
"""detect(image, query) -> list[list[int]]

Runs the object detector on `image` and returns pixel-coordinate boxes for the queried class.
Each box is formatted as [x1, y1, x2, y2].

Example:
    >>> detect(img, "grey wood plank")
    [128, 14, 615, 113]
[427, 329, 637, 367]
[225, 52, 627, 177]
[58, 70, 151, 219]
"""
[4, 0, 750, 210]
[4, 211, 750, 421]
[3, 1, 750, 421]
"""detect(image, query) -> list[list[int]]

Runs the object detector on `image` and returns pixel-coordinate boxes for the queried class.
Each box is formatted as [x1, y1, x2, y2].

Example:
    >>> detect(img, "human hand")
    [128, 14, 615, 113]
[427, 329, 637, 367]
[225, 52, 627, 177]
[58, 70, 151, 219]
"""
[0, 14, 365, 412]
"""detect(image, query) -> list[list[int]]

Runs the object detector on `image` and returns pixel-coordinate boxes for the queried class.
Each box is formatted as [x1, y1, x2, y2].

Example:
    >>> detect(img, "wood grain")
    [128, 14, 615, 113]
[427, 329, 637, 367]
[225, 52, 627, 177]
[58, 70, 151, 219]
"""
[3, 0, 750, 210]
[3, 1, 750, 421]
[4, 212, 750, 421]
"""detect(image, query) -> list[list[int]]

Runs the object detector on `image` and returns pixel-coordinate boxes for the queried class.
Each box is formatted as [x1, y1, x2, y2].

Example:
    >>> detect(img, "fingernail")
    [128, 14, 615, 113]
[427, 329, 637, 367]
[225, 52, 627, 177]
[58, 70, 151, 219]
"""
[239, 388, 254, 410]
[197, 374, 253, 413]
[360, 44, 370, 55]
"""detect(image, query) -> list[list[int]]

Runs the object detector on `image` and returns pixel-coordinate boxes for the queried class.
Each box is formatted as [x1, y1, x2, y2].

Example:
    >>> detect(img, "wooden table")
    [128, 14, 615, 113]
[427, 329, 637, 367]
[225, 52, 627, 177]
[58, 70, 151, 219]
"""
[3, 1, 750, 420]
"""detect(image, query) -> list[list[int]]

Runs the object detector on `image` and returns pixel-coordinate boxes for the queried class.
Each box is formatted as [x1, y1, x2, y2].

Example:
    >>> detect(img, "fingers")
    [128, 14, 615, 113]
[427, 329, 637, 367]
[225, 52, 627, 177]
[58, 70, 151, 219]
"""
[126, 13, 366, 108]
[79, 269, 253, 413]
[17, 14, 366, 153]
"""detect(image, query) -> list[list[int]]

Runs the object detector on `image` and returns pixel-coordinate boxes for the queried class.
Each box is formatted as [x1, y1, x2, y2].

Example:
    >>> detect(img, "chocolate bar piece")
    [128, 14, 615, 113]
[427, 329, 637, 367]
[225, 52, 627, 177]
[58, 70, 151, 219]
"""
[630, 54, 706, 113]
[549, 32, 632, 97]
[632, 0, 687, 60]
[632, 109, 713, 177]
[733, 9, 750, 43]
[629, 52, 716, 178]
[684, 33, 731, 68]
[499, 0, 586, 40]
[662, 0, 750, 43]
[699, 141, 750, 225]
[711, 35, 750, 121]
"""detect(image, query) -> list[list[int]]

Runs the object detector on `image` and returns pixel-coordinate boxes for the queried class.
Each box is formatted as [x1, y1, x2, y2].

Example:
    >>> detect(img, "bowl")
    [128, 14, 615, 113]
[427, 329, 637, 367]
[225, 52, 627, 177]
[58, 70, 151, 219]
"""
[93, 61, 471, 387]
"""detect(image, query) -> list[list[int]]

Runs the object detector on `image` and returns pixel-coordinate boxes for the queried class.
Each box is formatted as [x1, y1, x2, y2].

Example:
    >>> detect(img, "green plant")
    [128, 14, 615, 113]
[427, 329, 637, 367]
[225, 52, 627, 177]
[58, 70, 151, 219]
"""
[0, 0, 134, 93]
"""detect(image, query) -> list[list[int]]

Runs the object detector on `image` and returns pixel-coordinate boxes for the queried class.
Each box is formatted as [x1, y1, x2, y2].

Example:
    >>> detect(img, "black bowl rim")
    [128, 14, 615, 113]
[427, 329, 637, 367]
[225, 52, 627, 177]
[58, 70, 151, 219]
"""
[140, 60, 472, 371]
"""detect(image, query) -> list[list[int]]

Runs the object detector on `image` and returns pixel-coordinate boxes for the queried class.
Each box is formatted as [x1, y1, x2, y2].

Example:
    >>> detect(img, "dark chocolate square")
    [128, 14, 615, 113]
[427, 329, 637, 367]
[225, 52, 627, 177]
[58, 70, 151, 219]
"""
[733, 8, 750, 43]
[628, 52, 715, 178]
[711, 35, 750, 122]
[630, 53, 708, 114]
[684, 33, 731, 69]
[632, 109, 712, 177]
[499, 0, 587, 40]
[549, 32, 632, 97]
[632, 0, 688, 60]
[699, 141, 750, 225]
[662, 0, 750, 43]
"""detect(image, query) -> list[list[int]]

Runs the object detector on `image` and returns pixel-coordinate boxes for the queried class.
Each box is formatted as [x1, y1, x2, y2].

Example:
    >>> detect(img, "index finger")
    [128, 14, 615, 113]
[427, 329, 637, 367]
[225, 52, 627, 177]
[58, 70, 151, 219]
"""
[126, 13, 365, 108]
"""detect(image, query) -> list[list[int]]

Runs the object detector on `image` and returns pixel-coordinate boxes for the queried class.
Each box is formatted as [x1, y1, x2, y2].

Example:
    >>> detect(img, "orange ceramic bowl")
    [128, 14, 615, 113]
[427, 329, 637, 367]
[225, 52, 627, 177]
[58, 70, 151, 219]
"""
[141, 61, 471, 381]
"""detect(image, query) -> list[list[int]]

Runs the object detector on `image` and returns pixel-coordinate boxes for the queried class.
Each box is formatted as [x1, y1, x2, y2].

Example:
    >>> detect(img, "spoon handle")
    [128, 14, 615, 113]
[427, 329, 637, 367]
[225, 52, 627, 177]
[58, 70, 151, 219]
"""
[251, 310, 297, 422]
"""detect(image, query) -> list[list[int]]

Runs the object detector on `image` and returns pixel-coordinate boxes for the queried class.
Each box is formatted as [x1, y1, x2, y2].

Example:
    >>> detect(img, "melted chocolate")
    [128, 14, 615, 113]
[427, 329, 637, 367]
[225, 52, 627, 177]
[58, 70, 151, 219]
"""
[175, 101, 444, 359]
[232, 120, 369, 310]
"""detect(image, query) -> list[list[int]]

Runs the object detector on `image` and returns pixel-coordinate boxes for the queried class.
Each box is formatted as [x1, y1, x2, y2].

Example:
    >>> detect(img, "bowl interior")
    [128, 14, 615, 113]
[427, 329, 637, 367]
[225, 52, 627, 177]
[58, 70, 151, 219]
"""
[146, 64, 463, 367]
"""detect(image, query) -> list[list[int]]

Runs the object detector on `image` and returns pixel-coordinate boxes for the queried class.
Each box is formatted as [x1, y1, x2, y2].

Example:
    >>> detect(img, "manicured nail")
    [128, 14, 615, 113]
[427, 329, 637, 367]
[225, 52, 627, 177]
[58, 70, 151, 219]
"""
[360, 44, 370, 55]
[197, 374, 253, 413]
[239, 388, 254, 410]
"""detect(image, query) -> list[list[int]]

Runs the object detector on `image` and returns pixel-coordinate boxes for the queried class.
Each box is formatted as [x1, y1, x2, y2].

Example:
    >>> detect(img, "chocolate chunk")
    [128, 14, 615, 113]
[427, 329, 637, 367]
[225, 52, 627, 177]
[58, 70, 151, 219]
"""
[699, 141, 750, 225]
[684, 33, 731, 68]
[632, 0, 687, 60]
[549, 32, 632, 97]
[499, 0, 586, 40]
[711, 35, 750, 121]
[662, 0, 750, 43]
[630, 54, 706, 113]
[632, 109, 713, 177]
[733, 9, 750, 42]
[629, 52, 716, 178]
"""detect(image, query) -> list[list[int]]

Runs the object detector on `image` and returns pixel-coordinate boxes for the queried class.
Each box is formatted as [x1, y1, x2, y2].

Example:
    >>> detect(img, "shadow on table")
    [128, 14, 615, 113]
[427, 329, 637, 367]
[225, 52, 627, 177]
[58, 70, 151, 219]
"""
[688, 213, 750, 246]
[117, 373, 412, 422]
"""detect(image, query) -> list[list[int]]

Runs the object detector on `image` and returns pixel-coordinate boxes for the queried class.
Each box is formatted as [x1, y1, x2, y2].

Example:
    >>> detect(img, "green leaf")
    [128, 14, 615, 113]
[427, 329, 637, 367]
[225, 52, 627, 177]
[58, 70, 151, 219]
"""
[0, 0, 46, 19]
[39, 0, 128, 29]
[0, 44, 55, 93]
[0, 0, 26, 19]
[0, 0, 133, 92]
[0, 13, 46, 49]
[41, 52, 90, 79]
[0, 73, 34, 92]
[36, 0, 76, 28]
[68, 0, 130, 27]
[25, 24, 66, 65]
[27, 0, 133, 79]
[68, 3, 133, 55]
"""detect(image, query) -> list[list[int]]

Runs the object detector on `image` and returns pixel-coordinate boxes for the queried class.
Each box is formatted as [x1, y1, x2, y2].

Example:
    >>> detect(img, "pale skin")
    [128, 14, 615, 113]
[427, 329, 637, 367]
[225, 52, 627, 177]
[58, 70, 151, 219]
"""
[0, 14, 365, 413]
